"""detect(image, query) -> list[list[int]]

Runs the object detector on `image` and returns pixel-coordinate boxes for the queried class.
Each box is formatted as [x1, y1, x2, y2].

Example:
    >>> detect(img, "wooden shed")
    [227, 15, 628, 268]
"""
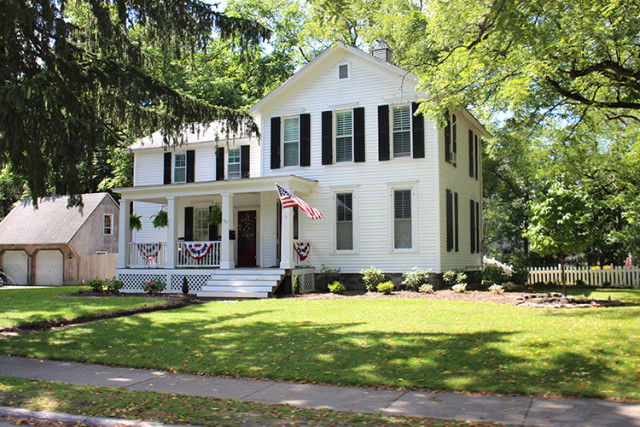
[0, 193, 119, 285]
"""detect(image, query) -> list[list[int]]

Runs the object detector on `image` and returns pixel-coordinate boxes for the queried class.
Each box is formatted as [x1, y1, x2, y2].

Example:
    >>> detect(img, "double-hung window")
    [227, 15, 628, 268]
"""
[394, 190, 412, 249]
[392, 105, 411, 157]
[336, 193, 353, 250]
[336, 111, 353, 162]
[174, 153, 186, 183]
[228, 148, 241, 179]
[283, 117, 299, 167]
[194, 207, 209, 241]
[103, 214, 113, 236]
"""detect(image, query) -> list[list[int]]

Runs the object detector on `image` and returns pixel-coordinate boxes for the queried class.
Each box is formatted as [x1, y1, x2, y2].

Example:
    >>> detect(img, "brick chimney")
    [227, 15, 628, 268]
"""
[372, 39, 393, 64]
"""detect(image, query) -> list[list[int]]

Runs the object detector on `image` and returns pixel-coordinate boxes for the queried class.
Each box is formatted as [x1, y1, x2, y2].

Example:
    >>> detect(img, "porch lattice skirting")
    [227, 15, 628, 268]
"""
[118, 269, 214, 294]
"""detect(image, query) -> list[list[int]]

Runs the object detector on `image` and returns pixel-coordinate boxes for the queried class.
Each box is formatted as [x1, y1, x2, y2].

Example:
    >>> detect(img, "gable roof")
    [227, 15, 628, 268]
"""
[129, 122, 252, 151]
[0, 193, 117, 245]
[250, 43, 419, 114]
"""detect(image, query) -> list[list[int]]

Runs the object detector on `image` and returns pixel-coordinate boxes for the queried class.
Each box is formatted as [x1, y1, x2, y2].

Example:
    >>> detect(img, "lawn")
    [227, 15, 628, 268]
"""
[0, 377, 496, 427]
[0, 286, 166, 328]
[0, 291, 639, 400]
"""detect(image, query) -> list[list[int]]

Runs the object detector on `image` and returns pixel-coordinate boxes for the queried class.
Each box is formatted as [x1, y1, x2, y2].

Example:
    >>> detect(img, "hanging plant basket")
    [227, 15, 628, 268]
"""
[207, 205, 222, 225]
[129, 213, 142, 232]
[152, 210, 168, 229]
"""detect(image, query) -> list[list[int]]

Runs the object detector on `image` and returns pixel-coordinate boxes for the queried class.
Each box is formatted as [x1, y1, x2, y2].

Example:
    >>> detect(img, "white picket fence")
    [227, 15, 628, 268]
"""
[528, 265, 640, 288]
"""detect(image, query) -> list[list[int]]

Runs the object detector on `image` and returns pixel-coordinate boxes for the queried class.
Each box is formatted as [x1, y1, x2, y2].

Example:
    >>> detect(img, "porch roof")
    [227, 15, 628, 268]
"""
[114, 175, 318, 204]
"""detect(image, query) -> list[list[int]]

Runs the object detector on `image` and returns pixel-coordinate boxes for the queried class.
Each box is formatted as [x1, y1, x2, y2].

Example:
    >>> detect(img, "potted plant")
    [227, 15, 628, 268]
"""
[129, 213, 142, 231]
[152, 209, 168, 229]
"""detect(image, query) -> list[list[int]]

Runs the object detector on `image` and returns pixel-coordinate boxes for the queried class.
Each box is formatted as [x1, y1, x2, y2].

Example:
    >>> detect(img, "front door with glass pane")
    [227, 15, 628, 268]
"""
[237, 210, 257, 267]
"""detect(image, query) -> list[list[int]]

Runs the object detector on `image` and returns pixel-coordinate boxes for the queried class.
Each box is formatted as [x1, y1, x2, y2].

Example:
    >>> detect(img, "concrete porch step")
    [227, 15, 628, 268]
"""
[197, 268, 287, 299]
[208, 274, 283, 281]
[197, 290, 270, 298]
[206, 280, 279, 287]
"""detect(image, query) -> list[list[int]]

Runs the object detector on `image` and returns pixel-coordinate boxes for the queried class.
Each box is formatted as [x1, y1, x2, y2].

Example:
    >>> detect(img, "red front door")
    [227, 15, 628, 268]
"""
[237, 210, 257, 267]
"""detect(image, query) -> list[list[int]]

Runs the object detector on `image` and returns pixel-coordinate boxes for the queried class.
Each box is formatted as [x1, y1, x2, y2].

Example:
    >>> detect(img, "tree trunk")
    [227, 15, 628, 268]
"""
[560, 255, 566, 297]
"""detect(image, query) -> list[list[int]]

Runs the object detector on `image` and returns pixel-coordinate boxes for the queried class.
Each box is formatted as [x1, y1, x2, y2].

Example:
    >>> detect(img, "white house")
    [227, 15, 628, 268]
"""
[114, 42, 488, 297]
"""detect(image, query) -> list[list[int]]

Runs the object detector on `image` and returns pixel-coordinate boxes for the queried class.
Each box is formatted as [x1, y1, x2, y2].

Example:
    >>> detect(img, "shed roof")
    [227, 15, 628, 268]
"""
[0, 193, 116, 246]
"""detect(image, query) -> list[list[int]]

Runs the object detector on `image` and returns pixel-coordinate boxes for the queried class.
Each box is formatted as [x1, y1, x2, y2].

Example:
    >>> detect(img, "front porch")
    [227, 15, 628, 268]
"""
[114, 176, 317, 297]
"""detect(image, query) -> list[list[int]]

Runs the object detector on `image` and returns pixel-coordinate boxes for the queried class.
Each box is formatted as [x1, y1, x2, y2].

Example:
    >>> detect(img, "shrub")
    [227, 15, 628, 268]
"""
[503, 282, 518, 291]
[482, 264, 509, 286]
[182, 277, 189, 294]
[488, 284, 504, 294]
[87, 278, 104, 293]
[401, 267, 432, 291]
[317, 265, 341, 292]
[377, 281, 395, 294]
[105, 278, 123, 295]
[575, 279, 587, 286]
[443, 270, 467, 288]
[452, 283, 467, 293]
[360, 266, 384, 292]
[328, 281, 345, 294]
[509, 266, 530, 285]
[142, 277, 166, 296]
[292, 274, 300, 294]
[418, 284, 435, 294]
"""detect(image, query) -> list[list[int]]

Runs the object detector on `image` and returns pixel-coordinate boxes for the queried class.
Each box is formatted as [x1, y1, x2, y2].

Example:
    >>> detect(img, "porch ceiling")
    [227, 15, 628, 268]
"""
[114, 175, 318, 203]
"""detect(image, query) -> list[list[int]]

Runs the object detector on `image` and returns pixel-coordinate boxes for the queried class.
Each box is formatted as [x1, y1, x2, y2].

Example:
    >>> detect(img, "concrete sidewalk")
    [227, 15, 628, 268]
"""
[1, 355, 639, 426]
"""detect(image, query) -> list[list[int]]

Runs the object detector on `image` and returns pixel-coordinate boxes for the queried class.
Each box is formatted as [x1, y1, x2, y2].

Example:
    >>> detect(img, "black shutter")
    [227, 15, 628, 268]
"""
[454, 192, 459, 252]
[163, 152, 172, 184]
[270, 117, 281, 169]
[186, 150, 195, 183]
[241, 145, 250, 178]
[476, 201, 480, 252]
[470, 199, 476, 253]
[184, 207, 193, 241]
[300, 113, 311, 167]
[208, 206, 218, 240]
[353, 107, 365, 162]
[321, 111, 333, 165]
[216, 147, 224, 181]
[475, 136, 480, 180]
[378, 105, 390, 161]
[412, 102, 425, 159]
[452, 114, 457, 163]
[446, 189, 453, 251]
[444, 115, 451, 163]
[469, 131, 474, 177]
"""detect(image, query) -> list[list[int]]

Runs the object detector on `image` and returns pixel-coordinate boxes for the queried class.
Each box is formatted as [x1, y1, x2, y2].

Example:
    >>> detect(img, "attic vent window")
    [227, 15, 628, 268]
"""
[338, 64, 349, 79]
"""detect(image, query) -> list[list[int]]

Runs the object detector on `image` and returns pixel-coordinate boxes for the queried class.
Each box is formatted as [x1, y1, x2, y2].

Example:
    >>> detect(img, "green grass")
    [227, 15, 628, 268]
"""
[0, 286, 166, 328]
[1, 292, 639, 400]
[564, 287, 640, 303]
[0, 377, 498, 427]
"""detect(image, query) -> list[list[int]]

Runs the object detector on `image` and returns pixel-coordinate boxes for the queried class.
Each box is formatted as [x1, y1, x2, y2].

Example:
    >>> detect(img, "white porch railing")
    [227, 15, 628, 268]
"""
[177, 241, 221, 267]
[127, 242, 167, 268]
[528, 265, 640, 288]
[293, 239, 311, 267]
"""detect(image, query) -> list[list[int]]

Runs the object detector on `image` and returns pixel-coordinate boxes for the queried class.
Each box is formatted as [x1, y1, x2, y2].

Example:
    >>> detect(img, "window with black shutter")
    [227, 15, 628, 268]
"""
[469, 130, 474, 177]
[270, 117, 281, 169]
[241, 145, 250, 178]
[186, 150, 195, 183]
[470, 199, 476, 253]
[216, 147, 224, 181]
[475, 137, 480, 180]
[476, 201, 480, 252]
[454, 192, 459, 252]
[452, 114, 457, 166]
[184, 207, 194, 241]
[444, 116, 451, 164]
[163, 152, 172, 184]
[354, 107, 365, 162]
[446, 189, 453, 251]
[411, 102, 425, 158]
[300, 114, 311, 167]
[322, 111, 333, 165]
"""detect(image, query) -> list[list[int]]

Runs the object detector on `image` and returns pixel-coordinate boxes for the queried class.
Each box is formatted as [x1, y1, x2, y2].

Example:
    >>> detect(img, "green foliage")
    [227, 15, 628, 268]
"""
[182, 277, 189, 295]
[105, 278, 124, 295]
[377, 281, 394, 294]
[152, 210, 168, 229]
[207, 205, 222, 225]
[327, 281, 345, 294]
[142, 278, 166, 296]
[360, 266, 384, 292]
[292, 274, 300, 294]
[442, 271, 466, 288]
[317, 265, 341, 292]
[482, 265, 509, 286]
[129, 214, 142, 232]
[509, 267, 530, 286]
[87, 279, 105, 293]
[401, 267, 432, 291]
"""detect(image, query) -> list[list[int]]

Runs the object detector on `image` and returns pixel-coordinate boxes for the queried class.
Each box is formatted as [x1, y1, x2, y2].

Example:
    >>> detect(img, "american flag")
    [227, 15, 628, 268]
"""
[276, 184, 324, 220]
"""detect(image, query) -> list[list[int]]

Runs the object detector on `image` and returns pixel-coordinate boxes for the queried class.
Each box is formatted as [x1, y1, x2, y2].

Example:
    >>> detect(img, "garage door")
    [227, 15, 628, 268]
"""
[35, 250, 63, 286]
[2, 251, 28, 285]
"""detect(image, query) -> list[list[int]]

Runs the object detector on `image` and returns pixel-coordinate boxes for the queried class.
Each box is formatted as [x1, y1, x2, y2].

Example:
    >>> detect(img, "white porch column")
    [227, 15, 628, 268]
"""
[166, 197, 177, 268]
[220, 192, 235, 269]
[280, 205, 294, 269]
[117, 197, 129, 268]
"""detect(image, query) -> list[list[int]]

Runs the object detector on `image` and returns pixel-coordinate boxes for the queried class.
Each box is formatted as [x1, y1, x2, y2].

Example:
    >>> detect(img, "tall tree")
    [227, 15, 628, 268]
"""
[1, 0, 269, 203]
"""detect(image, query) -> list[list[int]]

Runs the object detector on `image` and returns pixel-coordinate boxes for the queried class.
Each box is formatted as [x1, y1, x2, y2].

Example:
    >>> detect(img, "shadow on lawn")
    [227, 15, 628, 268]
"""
[0, 305, 632, 399]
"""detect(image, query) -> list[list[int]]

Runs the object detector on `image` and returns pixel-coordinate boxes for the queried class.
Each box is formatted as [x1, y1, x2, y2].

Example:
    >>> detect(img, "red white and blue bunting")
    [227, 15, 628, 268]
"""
[137, 243, 161, 259]
[293, 241, 311, 261]
[184, 242, 213, 260]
